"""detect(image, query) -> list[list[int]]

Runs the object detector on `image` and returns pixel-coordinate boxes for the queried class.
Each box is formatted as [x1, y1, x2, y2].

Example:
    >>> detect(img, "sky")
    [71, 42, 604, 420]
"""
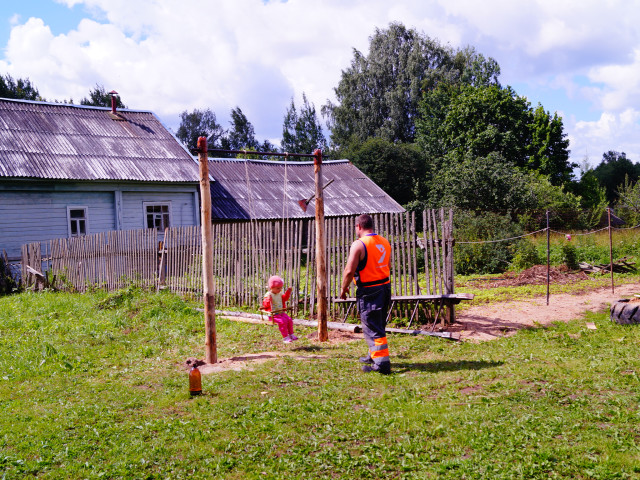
[1, 0, 640, 170]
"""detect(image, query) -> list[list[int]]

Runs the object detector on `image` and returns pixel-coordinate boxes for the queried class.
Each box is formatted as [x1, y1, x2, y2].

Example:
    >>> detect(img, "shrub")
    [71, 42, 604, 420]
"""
[454, 211, 523, 275]
[560, 243, 579, 270]
[510, 239, 542, 271]
[0, 251, 19, 295]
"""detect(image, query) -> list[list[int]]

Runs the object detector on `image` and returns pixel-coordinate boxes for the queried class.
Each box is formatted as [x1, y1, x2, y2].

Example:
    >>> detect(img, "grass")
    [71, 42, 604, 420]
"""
[3, 287, 640, 478]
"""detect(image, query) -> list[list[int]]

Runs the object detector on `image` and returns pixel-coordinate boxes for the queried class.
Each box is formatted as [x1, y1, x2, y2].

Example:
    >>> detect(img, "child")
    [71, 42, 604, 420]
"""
[262, 275, 298, 343]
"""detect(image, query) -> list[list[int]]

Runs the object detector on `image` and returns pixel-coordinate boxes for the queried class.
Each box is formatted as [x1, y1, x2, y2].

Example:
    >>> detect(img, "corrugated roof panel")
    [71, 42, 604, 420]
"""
[0, 98, 199, 182]
[208, 158, 404, 220]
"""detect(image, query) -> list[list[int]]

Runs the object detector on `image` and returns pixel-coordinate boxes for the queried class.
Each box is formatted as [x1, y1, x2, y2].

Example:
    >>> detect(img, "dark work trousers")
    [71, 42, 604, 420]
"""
[357, 283, 392, 369]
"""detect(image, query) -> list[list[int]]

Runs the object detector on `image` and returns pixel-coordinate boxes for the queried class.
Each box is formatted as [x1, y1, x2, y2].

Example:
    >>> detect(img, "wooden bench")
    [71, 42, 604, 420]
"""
[334, 293, 474, 329]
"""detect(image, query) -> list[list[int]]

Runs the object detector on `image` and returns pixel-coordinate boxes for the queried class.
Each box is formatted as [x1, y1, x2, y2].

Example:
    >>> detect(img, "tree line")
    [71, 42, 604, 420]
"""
[3, 22, 640, 229]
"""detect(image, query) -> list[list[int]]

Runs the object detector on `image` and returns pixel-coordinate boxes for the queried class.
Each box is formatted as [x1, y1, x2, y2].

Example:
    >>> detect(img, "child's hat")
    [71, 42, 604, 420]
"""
[268, 275, 284, 289]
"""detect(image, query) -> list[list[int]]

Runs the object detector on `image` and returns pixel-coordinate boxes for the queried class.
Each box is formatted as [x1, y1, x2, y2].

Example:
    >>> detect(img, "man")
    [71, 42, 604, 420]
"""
[340, 214, 392, 374]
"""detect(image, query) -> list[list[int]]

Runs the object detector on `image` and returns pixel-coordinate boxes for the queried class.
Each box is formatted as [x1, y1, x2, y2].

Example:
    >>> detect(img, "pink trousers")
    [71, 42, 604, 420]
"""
[272, 313, 294, 338]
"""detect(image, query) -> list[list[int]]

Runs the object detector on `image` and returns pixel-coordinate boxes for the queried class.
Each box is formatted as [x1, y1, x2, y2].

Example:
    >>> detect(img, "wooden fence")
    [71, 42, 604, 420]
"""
[21, 209, 454, 318]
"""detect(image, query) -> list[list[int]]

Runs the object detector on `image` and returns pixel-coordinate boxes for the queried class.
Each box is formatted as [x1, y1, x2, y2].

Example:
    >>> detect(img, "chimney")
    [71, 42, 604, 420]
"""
[109, 90, 119, 114]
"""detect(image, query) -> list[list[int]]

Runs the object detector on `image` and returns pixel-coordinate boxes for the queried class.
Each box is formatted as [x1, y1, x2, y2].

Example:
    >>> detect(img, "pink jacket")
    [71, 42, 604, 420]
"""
[262, 288, 292, 312]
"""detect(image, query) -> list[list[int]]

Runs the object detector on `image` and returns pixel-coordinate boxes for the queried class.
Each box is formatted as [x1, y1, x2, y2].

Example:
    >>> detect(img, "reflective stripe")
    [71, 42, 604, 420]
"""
[370, 337, 389, 359]
[371, 348, 389, 359]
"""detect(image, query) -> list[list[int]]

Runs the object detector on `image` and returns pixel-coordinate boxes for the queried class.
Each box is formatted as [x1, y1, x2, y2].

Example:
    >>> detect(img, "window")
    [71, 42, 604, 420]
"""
[145, 203, 171, 231]
[67, 207, 88, 237]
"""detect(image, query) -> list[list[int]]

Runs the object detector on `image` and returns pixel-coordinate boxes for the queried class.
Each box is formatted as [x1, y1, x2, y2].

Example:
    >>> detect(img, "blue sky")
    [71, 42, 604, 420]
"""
[2, 0, 639, 169]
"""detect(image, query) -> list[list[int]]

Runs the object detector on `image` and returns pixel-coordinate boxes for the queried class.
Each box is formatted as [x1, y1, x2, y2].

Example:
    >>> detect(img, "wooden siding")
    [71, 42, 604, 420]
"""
[0, 189, 115, 259]
[0, 181, 200, 260]
[121, 191, 200, 231]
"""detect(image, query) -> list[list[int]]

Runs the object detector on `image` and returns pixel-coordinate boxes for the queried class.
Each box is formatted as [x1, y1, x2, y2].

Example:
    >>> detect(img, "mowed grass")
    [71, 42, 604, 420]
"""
[2, 288, 640, 479]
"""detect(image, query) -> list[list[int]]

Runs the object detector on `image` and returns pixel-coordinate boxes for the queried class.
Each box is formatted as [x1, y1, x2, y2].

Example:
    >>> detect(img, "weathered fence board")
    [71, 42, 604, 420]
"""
[21, 210, 455, 321]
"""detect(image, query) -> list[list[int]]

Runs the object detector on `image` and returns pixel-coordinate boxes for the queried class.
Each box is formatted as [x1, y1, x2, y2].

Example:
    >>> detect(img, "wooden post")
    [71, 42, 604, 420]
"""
[198, 136, 217, 364]
[314, 149, 328, 342]
[546, 210, 550, 306]
[608, 207, 614, 294]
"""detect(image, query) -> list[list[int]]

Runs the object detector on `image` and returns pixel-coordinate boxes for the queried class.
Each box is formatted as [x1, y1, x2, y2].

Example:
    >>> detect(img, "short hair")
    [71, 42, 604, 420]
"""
[268, 275, 284, 289]
[356, 214, 374, 230]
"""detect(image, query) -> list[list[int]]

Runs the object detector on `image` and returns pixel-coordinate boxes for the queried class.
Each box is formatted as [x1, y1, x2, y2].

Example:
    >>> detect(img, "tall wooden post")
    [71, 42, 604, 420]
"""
[198, 137, 217, 363]
[546, 210, 550, 306]
[314, 149, 328, 341]
[608, 207, 614, 294]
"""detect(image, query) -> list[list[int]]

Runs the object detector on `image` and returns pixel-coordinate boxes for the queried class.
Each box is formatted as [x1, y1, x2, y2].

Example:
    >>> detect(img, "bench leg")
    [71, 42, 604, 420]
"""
[407, 301, 421, 328]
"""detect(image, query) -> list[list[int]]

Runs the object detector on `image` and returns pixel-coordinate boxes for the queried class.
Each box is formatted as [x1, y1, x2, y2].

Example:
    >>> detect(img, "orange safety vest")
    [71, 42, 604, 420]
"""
[355, 234, 391, 287]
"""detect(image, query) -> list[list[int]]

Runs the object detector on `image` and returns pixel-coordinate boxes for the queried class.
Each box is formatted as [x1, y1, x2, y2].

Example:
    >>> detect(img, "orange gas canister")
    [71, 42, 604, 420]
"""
[189, 366, 202, 396]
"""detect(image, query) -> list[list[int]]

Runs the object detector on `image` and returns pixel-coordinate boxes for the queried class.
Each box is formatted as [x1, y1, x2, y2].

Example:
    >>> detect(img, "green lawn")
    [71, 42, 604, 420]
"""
[2, 288, 640, 479]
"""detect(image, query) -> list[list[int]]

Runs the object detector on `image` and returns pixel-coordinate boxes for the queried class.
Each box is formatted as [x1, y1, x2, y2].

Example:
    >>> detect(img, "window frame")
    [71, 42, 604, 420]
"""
[67, 206, 89, 238]
[143, 202, 172, 232]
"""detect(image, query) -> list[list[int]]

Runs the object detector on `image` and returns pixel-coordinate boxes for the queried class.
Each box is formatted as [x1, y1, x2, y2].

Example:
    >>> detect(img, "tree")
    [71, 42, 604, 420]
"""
[529, 105, 574, 186]
[175, 108, 224, 150]
[80, 84, 126, 109]
[592, 151, 640, 204]
[416, 83, 574, 212]
[0, 74, 40, 100]
[221, 107, 259, 151]
[341, 138, 425, 205]
[323, 23, 500, 148]
[281, 93, 326, 154]
[615, 175, 640, 225]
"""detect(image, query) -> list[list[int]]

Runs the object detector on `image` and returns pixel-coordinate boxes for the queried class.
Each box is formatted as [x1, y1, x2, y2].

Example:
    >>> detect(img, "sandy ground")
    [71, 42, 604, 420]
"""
[187, 280, 640, 373]
[453, 282, 640, 342]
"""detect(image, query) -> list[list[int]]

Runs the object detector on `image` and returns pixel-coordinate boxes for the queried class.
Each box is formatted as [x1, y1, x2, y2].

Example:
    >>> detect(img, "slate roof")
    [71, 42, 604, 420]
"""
[208, 158, 405, 220]
[0, 97, 199, 182]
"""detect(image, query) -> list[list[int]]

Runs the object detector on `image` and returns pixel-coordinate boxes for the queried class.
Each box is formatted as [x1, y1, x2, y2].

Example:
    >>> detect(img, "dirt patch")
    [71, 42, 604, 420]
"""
[452, 282, 640, 342]
[186, 352, 329, 374]
[306, 329, 363, 344]
[461, 265, 589, 288]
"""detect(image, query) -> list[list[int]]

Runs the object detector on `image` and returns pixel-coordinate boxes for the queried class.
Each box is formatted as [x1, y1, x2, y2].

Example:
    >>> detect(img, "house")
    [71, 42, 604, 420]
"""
[207, 157, 405, 220]
[0, 97, 201, 261]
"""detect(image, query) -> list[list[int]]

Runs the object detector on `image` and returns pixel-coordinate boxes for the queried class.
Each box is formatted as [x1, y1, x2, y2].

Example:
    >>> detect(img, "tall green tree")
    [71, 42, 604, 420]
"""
[0, 74, 40, 100]
[592, 151, 640, 204]
[528, 105, 574, 185]
[341, 138, 425, 205]
[175, 108, 224, 150]
[323, 23, 500, 148]
[416, 83, 574, 211]
[80, 84, 126, 109]
[615, 175, 640, 225]
[221, 107, 259, 151]
[281, 93, 326, 154]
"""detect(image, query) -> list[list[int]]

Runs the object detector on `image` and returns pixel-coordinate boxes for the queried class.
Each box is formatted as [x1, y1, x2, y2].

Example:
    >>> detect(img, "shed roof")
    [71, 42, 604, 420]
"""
[0, 97, 199, 182]
[208, 158, 405, 219]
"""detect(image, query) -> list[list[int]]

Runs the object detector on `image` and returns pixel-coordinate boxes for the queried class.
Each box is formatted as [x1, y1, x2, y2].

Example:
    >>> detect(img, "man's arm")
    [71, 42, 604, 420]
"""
[340, 240, 364, 299]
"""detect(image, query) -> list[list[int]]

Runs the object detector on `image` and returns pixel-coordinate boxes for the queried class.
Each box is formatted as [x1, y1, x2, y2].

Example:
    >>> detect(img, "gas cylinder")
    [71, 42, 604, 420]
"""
[189, 365, 202, 396]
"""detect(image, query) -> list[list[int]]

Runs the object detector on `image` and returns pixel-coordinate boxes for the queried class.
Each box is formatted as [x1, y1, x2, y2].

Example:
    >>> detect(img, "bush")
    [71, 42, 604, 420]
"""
[0, 251, 19, 295]
[510, 239, 542, 270]
[454, 211, 523, 275]
[560, 243, 579, 270]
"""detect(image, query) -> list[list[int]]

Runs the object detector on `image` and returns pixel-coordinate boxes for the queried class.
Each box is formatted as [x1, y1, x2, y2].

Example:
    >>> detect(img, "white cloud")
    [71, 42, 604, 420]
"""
[2, 0, 640, 160]
[570, 109, 640, 164]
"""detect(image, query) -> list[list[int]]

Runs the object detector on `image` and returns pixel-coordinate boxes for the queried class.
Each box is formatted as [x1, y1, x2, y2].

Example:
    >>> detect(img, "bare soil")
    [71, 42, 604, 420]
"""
[453, 266, 640, 341]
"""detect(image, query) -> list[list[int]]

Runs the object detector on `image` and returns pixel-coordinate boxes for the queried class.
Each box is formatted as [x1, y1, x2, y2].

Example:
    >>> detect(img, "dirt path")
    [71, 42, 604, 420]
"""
[452, 283, 640, 342]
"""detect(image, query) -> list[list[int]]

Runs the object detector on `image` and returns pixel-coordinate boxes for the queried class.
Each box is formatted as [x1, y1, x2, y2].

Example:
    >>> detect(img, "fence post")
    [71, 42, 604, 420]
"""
[608, 207, 614, 294]
[546, 210, 550, 306]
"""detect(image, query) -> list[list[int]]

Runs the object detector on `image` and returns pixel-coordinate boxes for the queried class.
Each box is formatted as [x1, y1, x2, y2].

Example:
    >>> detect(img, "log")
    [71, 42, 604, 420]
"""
[214, 309, 361, 333]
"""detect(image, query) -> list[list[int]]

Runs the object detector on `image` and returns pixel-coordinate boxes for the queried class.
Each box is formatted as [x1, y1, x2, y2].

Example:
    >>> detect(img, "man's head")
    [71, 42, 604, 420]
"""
[355, 214, 374, 237]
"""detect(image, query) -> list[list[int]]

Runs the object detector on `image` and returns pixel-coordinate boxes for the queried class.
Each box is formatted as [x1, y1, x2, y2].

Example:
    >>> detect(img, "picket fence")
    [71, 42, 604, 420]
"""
[21, 210, 455, 317]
